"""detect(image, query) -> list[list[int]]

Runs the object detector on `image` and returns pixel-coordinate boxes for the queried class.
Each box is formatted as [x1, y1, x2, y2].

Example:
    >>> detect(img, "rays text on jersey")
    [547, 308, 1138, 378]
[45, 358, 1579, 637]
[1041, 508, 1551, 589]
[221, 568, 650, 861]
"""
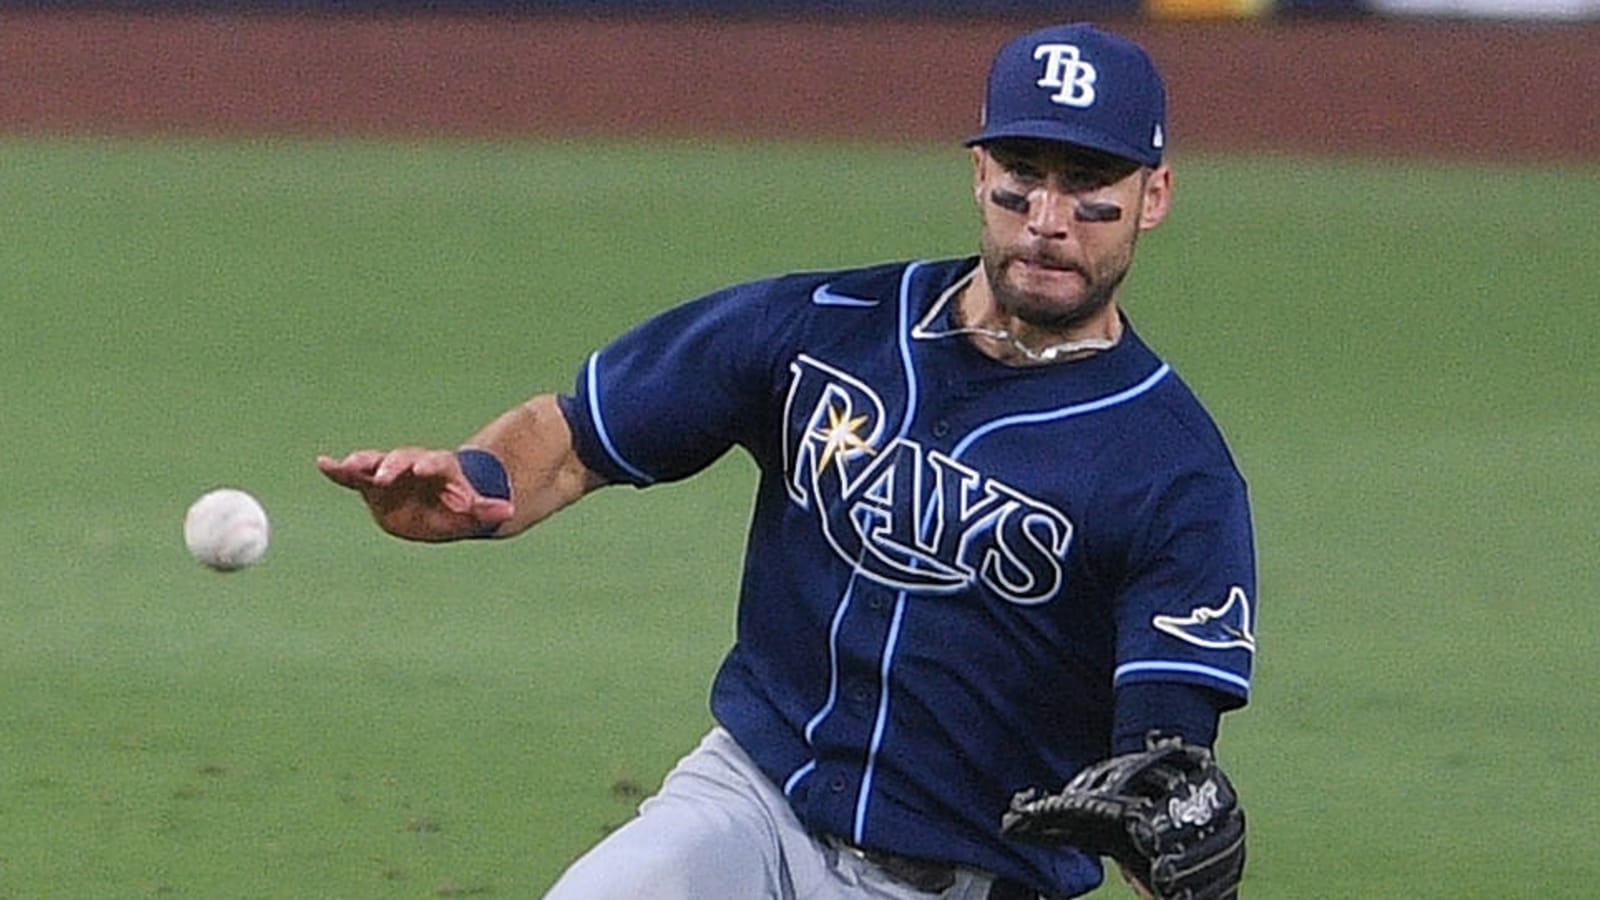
[784, 355, 1074, 605]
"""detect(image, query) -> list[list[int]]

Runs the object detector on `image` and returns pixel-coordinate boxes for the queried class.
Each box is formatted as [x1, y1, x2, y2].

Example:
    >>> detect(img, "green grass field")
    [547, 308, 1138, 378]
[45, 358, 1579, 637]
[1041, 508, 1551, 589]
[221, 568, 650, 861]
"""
[2, 137, 1597, 898]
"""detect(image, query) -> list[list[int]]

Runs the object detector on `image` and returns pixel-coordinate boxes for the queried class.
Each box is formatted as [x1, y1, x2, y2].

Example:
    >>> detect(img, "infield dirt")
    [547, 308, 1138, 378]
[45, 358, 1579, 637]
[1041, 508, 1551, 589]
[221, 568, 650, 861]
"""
[1, 11, 1596, 162]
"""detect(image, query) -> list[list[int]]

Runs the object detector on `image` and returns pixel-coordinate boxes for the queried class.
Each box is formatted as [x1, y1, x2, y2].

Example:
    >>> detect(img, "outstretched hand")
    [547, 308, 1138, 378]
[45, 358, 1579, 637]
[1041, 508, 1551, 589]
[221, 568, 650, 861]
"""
[317, 447, 515, 542]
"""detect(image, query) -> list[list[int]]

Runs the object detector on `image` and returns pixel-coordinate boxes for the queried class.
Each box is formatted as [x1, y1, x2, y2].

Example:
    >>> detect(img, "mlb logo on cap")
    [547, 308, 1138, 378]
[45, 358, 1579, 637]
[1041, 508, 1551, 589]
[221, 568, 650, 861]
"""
[967, 23, 1168, 167]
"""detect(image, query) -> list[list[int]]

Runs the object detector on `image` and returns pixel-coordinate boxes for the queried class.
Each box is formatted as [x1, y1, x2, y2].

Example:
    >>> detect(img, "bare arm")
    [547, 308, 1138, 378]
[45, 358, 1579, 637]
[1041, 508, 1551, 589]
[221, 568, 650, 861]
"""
[317, 393, 606, 542]
[461, 393, 607, 535]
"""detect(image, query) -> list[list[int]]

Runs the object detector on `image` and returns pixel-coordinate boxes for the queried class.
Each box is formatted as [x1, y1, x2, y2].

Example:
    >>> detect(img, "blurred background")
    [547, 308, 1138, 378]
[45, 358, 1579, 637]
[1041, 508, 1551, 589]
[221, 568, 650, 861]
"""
[2, 0, 1598, 158]
[2, 2, 1596, 898]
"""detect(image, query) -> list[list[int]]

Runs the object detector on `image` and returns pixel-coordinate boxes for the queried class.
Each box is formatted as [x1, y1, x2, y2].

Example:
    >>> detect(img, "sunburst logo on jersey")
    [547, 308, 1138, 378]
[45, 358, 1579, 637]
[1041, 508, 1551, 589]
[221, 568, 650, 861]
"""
[811, 402, 876, 474]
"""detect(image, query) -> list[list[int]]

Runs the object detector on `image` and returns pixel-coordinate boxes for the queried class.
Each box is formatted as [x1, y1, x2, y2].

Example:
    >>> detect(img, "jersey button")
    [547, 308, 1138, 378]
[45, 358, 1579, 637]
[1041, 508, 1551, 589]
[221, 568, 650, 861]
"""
[829, 776, 848, 793]
[932, 420, 951, 438]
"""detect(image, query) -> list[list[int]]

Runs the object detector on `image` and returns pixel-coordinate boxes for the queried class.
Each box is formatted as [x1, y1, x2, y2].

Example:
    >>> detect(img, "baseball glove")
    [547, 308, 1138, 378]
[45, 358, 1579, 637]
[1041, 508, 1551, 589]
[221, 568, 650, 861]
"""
[1001, 734, 1245, 900]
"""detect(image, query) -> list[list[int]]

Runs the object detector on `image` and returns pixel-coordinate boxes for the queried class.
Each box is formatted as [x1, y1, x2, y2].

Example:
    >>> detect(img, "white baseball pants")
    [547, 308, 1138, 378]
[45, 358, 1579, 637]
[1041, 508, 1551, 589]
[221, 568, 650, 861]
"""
[543, 727, 1002, 900]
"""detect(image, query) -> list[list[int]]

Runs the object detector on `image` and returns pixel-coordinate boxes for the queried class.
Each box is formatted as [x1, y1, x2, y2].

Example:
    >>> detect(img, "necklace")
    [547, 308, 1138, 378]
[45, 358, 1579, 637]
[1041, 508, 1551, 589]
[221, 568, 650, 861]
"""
[937, 323, 1116, 363]
[909, 268, 1118, 363]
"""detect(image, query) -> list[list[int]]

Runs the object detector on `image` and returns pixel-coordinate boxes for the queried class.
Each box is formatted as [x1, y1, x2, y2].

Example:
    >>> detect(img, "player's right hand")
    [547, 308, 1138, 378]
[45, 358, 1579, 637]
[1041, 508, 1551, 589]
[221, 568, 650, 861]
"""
[316, 447, 515, 542]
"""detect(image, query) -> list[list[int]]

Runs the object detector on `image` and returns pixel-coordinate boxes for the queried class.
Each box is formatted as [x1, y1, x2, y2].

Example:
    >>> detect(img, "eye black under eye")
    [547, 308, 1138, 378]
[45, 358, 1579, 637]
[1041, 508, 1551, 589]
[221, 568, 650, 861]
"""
[1074, 201, 1123, 222]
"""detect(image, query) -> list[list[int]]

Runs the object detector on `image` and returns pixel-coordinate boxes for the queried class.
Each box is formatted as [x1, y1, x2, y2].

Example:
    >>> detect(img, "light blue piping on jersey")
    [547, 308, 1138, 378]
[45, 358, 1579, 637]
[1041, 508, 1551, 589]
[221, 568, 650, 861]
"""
[1114, 660, 1251, 694]
[805, 578, 857, 744]
[855, 591, 909, 844]
[907, 363, 1172, 548]
[584, 351, 656, 485]
[945, 367, 1251, 706]
[894, 262, 923, 436]
[845, 264, 927, 839]
[949, 362, 1172, 460]
[782, 262, 925, 809]
[783, 576, 861, 797]
[850, 299, 1174, 844]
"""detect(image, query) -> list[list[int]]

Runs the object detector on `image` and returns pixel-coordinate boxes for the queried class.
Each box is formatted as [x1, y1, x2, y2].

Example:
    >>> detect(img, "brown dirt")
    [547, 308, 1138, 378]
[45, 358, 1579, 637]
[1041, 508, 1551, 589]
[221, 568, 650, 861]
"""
[2, 10, 1595, 162]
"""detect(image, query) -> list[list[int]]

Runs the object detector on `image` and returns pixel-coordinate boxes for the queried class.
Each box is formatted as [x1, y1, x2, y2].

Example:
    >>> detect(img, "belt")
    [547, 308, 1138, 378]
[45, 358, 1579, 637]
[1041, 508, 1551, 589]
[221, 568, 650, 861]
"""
[825, 836, 1041, 898]
[828, 836, 958, 893]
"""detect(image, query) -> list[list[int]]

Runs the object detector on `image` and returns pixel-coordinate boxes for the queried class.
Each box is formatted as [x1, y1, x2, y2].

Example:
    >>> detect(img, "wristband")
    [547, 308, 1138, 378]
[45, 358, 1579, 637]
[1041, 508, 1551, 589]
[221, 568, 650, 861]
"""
[456, 448, 511, 538]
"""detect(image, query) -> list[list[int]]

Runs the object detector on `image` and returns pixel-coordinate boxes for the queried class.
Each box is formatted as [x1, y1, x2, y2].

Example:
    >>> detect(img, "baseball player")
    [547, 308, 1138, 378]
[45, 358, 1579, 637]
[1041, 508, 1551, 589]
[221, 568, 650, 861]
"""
[319, 22, 1254, 900]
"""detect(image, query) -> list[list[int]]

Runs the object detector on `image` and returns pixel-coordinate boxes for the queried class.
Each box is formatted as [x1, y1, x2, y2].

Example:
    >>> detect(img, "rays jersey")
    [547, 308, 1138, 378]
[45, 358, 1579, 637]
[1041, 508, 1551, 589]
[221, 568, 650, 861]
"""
[557, 257, 1256, 898]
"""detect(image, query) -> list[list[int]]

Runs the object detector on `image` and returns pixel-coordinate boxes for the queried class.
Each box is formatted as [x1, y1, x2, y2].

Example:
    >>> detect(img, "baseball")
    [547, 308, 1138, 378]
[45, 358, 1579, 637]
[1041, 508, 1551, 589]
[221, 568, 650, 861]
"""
[184, 488, 270, 571]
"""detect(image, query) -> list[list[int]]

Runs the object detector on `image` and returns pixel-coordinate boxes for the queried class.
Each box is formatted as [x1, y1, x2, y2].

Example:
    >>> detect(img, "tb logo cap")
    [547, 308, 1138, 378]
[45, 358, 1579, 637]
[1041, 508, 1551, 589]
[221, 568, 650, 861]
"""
[1034, 43, 1098, 108]
[967, 23, 1168, 167]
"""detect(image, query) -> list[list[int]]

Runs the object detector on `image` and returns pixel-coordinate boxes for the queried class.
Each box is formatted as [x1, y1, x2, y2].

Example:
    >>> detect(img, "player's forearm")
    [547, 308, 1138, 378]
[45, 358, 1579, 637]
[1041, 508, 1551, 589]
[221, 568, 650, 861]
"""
[462, 393, 606, 536]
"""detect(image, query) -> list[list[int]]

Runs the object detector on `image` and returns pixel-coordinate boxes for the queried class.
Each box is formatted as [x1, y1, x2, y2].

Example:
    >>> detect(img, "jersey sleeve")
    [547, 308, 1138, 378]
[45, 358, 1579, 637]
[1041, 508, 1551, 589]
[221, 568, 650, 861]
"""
[1110, 467, 1257, 708]
[559, 281, 779, 487]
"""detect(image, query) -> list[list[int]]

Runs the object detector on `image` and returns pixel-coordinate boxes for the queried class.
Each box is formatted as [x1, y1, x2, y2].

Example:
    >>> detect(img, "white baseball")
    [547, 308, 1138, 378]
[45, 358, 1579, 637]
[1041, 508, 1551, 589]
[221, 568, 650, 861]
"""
[184, 488, 270, 571]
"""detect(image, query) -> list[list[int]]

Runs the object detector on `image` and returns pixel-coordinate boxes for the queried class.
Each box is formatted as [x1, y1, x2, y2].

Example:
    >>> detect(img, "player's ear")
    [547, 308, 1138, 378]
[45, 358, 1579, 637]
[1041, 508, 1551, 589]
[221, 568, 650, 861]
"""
[1137, 165, 1173, 231]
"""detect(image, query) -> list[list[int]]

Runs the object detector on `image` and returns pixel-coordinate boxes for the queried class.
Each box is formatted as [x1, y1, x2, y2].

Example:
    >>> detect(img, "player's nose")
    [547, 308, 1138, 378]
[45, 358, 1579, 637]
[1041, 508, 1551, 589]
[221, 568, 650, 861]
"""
[1023, 185, 1084, 239]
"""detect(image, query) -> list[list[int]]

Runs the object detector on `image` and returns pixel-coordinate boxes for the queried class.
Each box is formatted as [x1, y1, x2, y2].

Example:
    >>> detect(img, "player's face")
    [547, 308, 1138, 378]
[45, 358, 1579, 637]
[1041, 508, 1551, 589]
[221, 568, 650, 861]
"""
[973, 140, 1171, 331]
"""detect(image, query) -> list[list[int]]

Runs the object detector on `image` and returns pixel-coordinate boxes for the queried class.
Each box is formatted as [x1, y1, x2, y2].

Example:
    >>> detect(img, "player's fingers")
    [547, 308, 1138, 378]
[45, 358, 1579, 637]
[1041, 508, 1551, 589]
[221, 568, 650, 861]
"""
[437, 479, 477, 515]
[408, 450, 463, 481]
[426, 484, 512, 539]
[471, 497, 515, 524]
[437, 479, 512, 517]
[316, 450, 388, 487]
[371, 447, 440, 485]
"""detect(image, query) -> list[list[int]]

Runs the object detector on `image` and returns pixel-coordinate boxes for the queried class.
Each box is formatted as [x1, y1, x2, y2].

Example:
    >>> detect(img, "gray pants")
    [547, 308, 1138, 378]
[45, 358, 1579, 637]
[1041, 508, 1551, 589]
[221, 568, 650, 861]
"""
[544, 727, 1002, 900]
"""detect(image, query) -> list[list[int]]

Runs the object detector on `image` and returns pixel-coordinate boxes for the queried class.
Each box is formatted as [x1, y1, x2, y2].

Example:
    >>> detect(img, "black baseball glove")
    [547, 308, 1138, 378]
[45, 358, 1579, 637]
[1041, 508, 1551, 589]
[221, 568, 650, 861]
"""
[1001, 734, 1245, 900]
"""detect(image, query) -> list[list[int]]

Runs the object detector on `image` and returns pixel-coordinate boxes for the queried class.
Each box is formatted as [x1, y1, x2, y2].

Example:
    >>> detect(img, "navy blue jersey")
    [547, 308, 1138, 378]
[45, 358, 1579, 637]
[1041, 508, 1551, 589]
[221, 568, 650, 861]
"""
[558, 257, 1256, 898]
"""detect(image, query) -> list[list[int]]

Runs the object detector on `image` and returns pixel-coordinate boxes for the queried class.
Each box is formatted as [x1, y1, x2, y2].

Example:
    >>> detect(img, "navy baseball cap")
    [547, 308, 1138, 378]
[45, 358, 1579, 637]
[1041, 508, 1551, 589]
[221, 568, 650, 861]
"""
[967, 23, 1168, 167]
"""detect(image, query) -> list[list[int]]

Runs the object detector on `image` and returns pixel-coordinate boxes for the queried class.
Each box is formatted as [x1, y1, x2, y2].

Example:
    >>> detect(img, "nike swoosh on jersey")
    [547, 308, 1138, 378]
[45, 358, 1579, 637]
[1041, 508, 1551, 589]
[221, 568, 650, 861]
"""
[810, 283, 880, 308]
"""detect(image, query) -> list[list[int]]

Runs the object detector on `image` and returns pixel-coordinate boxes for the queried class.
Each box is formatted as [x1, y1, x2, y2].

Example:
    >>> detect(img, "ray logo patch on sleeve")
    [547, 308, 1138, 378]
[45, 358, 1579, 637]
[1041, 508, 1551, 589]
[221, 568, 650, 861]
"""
[1152, 587, 1255, 652]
